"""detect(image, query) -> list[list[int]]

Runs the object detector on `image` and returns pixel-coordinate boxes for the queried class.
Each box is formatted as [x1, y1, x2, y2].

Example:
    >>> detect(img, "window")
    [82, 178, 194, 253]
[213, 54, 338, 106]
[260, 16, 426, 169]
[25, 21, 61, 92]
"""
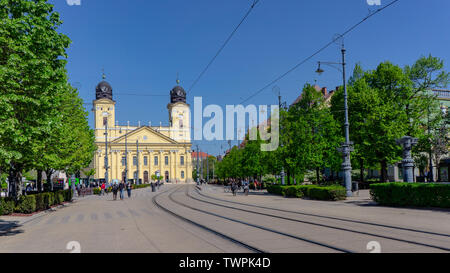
[154, 156, 158, 166]
[180, 156, 184, 166]
[179, 119, 183, 128]
[121, 157, 126, 166]
[144, 156, 148, 166]
[103, 117, 107, 126]
[133, 156, 137, 166]
[165, 156, 169, 166]
[181, 171, 185, 179]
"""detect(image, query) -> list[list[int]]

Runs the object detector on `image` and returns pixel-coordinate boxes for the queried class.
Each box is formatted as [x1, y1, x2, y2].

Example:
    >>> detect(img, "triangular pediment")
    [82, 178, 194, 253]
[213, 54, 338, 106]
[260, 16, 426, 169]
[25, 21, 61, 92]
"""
[112, 126, 178, 144]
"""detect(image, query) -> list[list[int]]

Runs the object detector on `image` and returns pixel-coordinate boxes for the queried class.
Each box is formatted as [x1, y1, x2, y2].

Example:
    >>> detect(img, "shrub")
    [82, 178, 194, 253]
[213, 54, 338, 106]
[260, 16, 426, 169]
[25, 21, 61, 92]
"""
[266, 184, 346, 201]
[43, 192, 54, 208]
[63, 190, 73, 202]
[15, 195, 37, 214]
[266, 184, 283, 195]
[370, 183, 450, 208]
[93, 188, 101, 195]
[283, 186, 304, 198]
[0, 198, 15, 215]
[308, 186, 346, 201]
[54, 192, 64, 205]
[35, 193, 46, 211]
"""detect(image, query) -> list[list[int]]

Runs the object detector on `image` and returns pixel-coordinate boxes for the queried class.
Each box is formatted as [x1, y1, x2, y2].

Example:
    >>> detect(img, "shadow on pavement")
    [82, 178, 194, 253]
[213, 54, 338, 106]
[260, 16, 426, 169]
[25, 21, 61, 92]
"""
[0, 219, 24, 237]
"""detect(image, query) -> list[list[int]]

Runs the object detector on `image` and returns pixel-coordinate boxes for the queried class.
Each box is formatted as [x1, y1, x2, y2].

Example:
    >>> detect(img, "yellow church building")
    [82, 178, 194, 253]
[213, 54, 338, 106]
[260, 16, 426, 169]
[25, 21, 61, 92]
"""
[92, 75, 193, 184]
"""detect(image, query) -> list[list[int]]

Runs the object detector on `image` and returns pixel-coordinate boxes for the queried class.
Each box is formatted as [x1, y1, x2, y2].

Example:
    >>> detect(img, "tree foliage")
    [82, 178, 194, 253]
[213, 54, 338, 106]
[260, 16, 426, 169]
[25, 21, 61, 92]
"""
[0, 0, 95, 198]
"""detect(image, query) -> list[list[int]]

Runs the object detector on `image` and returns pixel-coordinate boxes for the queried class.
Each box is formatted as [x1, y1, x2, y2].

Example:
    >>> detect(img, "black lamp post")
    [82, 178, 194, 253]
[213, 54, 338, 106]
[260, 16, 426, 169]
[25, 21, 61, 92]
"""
[119, 127, 128, 184]
[316, 43, 353, 197]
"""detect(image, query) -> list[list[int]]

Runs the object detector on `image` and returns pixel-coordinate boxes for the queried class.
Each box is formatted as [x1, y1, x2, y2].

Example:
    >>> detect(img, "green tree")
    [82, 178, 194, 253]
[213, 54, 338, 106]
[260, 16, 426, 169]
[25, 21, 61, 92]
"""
[332, 60, 444, 182]
[284, 84, 342, 184]
[0, 0, 71, 199]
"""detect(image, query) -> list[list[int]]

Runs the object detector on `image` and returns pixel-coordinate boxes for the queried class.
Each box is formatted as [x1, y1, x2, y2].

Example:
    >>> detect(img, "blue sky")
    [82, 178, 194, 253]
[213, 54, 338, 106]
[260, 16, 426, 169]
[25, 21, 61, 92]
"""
[50, 0, 450, 156]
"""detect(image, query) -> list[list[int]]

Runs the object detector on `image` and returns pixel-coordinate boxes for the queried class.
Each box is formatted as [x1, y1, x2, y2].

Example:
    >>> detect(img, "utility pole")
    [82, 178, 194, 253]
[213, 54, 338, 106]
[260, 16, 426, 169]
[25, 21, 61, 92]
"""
[125, 132, 128, 183]
[196, 145, 199, 183]
[339, 45, 353, 197]
[206, 156, 209, 183]
[200, 149, 204, 181]
[136, 139, 140, 185]
[104, 119, 109, 186]
[278, 91, 286, 186]
[427, 106, 434, 182]
[316, 42, 353, 197]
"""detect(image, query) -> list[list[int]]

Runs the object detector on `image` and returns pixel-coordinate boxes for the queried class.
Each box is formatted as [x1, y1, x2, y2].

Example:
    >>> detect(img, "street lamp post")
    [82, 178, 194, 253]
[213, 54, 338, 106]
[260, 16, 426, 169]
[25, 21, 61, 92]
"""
[136, 139, 140, 185]
[104, 118, 110, 186]
[196, 145, 200, 183]
[316, 44, 353, 197]
[119, 127, 128, 184]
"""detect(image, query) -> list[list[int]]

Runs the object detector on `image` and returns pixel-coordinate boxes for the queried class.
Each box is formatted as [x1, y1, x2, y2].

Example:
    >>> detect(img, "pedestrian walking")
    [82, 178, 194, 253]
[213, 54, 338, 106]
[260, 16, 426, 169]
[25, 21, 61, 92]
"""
[126, 181, 132, 198]
[119, 182, 125, 200]
[112, 183, 118, 201]
[231, 181, 237, 196]
[101, 182, 106, 196]
[243, 179, 249, 196]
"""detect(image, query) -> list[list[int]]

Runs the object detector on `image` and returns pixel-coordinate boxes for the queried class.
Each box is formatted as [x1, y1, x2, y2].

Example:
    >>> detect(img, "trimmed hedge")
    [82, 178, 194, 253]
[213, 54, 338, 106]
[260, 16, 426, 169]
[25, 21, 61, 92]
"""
[0, 198, 15, 215]
[15, 195, 36, 214]
[370, 183, 450, 208]
[267, 184, 346, 201]
[0, 189, 73, 215]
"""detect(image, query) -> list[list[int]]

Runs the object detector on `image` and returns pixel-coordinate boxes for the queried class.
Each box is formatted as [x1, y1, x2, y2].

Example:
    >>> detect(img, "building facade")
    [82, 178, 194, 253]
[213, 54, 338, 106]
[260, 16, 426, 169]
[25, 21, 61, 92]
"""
[92, 77, 193, 184]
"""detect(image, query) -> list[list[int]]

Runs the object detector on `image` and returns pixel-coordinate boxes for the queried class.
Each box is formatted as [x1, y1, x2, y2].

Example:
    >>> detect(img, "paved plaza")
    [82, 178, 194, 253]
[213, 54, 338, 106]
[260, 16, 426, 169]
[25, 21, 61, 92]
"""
[0, 184, 449, 253]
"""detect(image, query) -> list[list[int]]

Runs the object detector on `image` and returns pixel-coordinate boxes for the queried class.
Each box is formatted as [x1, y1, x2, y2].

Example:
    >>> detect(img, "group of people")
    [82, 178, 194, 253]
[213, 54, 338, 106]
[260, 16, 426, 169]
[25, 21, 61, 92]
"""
[227, 179, 253, 196]
[100, 181, 133, 201]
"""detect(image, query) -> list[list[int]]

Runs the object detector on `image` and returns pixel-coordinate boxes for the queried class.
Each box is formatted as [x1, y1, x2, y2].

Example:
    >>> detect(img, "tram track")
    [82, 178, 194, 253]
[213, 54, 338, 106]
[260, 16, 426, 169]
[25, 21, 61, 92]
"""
[188, 187, 450, 252]
[195, 186, 450, 238]
[167, 186, 353, 253]
[152, 186, 265, 253]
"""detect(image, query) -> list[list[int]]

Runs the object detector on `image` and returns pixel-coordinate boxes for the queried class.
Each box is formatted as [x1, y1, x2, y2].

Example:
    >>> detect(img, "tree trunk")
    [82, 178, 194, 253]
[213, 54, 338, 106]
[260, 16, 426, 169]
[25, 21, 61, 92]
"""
[46, 169, 54, 191]
[436, 163, 441, 182]
[360, 158, 365, 183]
[316, 168, 320, 184]
[8, 163, 23, 200]
[37, 170, 43, 193]
[380, 160, 388, 183]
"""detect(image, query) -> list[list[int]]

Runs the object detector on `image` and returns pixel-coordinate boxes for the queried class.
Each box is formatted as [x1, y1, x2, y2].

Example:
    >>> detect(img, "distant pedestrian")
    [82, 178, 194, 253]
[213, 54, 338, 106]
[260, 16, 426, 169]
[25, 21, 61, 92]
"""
[231, 181, 237, 196]
[243, 179, 249, 196]
[101, 183, 106, 196]
[126, 181, 132, 198]
[112, 183, 118, 200]
[119, 182, 125, 200]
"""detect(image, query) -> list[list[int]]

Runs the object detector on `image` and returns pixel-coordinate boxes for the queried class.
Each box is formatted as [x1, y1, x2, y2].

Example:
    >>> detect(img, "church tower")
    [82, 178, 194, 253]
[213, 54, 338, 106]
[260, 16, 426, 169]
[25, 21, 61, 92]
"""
[167, 78, 191, 143]
[93, 72, 116, 139]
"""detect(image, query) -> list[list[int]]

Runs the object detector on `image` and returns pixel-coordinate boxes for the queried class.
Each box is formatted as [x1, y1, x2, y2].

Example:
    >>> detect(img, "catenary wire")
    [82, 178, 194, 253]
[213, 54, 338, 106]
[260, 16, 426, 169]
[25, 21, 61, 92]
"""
[188, 0, 261, 94]
[239, 0, 401, 104]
